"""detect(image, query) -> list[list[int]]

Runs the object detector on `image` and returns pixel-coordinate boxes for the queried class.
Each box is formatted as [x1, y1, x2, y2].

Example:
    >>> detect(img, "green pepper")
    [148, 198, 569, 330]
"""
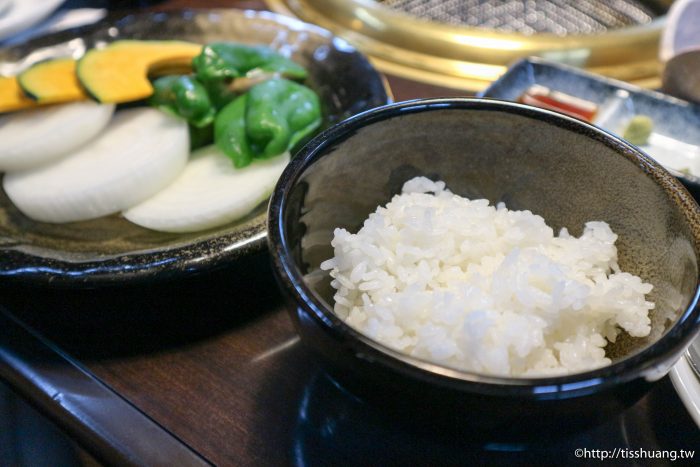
[214, 78, 321, 168]
[193, 43, 307, 82]
[201, 79, 238, 111]
[214, 94, 252, 168]
[189, 123, 214, 151]
[149, 75, 216, 128]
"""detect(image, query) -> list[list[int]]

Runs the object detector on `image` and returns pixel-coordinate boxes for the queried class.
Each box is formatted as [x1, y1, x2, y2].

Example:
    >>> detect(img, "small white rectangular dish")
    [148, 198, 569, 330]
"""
[480, 57, 700, 198]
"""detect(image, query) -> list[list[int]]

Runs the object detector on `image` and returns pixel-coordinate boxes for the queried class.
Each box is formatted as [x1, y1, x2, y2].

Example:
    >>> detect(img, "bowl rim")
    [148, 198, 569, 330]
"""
[268, 97, 700, 397]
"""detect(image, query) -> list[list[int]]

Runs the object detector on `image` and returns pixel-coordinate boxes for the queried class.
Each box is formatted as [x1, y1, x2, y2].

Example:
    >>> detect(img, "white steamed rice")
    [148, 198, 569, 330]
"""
[320, 177, 654, 377]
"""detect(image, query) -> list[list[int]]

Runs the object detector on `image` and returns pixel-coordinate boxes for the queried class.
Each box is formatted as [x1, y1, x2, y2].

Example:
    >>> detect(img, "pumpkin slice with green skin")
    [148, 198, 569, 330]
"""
[77, 40, 202, 103]
[0, 40, 201, 113]
[0, 77, 37, 113]
[18, 58, 87, 103]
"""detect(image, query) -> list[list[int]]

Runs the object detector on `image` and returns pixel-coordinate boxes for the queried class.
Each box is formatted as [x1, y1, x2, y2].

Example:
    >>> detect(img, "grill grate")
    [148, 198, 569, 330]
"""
[377, 0, 657, 35]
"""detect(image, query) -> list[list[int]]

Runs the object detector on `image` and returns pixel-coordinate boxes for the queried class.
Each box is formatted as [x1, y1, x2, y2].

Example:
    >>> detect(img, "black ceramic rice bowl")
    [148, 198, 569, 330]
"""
[267, 98, 700, 435]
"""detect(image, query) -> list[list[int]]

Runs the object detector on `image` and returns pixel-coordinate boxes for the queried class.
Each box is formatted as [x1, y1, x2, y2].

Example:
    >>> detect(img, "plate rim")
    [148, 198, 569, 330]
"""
[669, 354, 700, 428]
[0, 0, 64, 41]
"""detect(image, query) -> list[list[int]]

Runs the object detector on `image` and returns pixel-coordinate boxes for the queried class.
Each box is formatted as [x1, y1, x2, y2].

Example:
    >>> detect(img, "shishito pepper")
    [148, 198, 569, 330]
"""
[149, 75, 216, 128]
[215, 78, 321, 168]
[214, 94, 250, 167]
[193, 43, 308, 111]
[188, 123, 214, 151]
[193, 43, 308, 82]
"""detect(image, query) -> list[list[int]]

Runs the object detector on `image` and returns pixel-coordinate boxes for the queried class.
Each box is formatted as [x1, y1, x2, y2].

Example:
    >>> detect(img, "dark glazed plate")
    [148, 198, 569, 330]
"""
[0, 9, 391, 287]
[480, 57, 700, 199]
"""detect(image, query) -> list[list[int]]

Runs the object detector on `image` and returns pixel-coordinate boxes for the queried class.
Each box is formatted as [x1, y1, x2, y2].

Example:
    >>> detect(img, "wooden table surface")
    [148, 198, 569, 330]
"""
[1, 1, 699, 466]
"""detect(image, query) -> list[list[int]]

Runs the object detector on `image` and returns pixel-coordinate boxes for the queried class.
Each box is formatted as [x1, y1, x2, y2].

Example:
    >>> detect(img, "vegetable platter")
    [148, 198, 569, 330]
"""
[0, 9, 391, 286]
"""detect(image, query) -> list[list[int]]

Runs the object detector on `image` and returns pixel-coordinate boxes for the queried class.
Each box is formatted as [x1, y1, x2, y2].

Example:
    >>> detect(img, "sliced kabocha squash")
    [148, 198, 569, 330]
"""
[0, 40, 202, 113]
[0, 59, 86, 113]
[18, 58, 87, 103]
[0, 76, 38, 113]
[77, 40, 202, 103]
